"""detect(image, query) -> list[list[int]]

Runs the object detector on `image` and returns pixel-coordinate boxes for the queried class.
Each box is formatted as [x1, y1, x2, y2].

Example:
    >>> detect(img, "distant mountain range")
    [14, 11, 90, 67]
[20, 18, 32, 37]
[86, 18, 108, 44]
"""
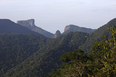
[0, 18, 116, 77]
[17, 19, 54, 38]
[17, 19, 96, 38]
[0, 19, 96, 38]
[63, 24, 96, 34]
[0, 19, 39, 34]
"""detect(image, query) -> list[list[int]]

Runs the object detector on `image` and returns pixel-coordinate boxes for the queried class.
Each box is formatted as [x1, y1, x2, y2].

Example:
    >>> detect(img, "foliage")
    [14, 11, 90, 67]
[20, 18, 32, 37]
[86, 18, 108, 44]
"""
[2, 32, 88, 77]
[0, 33, 47, 76]
[1, 18, 116, 77]
[48, 25, 116, 77]
[79, 18, 116, 53]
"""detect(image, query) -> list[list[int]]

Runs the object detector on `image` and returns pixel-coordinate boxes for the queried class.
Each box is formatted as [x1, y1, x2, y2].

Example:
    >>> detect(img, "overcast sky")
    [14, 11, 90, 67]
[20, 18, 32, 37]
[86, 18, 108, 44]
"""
[0, 0, 116, 33]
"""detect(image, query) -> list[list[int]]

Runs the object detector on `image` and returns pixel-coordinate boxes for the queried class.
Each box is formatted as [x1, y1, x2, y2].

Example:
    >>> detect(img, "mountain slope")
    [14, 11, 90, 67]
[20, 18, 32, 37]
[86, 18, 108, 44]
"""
[3, 32, 89, 77]
[0, 33, 47, 76]
[63, 24, 96, 34]
[1, 18, 116, 77]
[0, 19, 39, 34]
[79, 18, 116, 53]
[17, 19, 54, 37]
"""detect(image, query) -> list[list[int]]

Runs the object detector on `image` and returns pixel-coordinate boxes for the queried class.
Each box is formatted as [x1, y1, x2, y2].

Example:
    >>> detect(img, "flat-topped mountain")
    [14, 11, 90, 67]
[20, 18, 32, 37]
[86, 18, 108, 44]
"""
[17, 19, 54, 37]
[63, 24, 96, 34]
[17, 19, 35, 29]
[0, 19, 39, 34]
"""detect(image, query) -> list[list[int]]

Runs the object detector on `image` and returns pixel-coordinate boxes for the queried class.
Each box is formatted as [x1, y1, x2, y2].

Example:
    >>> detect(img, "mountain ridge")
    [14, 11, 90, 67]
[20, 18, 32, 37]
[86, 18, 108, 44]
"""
[17, 19, 54, 37]
[79, 18, 116, 53]
[63, 24, 96, 34]
[0, 19, 40, 34]
[0, 18, 116, 77]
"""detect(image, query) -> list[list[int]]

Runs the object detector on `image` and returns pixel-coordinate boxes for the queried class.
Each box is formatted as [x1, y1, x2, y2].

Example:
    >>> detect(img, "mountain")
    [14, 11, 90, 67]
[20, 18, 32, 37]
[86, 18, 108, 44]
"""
[0, 33, 47, 77]
[47, 19, 116, 77]
[0, 19, 39, 34]
[63, 24, 96, 34]
[53, 30, 61, 38]
[0, 18, 116, 77]
[17, 19, 54, 37]
[79, 18, 116, 53]
[3, 31, 89, 77]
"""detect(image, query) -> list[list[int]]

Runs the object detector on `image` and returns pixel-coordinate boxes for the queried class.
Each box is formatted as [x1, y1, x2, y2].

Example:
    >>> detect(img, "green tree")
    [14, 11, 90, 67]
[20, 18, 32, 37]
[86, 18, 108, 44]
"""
[48, 25, 116, 77]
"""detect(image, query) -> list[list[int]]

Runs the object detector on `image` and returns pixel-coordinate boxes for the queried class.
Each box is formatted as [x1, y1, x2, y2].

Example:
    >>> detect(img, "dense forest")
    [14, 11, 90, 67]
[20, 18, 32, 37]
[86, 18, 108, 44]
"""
[0, 33, 47, 76]
[48, 25, 116, 77]
[0, 18, 116, 77]
[1, 32, 89, 77]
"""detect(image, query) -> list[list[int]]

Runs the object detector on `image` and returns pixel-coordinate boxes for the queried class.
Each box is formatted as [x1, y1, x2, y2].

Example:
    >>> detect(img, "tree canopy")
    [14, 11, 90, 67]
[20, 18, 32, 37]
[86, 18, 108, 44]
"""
[48, 25, 116, 77]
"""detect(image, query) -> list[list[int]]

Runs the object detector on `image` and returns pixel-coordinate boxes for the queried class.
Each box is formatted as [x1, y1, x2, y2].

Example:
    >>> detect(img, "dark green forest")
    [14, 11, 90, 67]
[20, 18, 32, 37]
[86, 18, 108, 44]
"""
[1, 32, 88, 77]
[48, 25, 116, 77]
[0, 33, 47, 76]
[0, 18, 116, 77]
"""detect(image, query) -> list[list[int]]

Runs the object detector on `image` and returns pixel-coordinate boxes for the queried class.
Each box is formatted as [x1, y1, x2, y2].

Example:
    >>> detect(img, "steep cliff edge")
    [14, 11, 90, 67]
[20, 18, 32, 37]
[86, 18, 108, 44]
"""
[63, 25, 96, 34]
[0, 19, 39, 34]
[17, 19, 54, 37]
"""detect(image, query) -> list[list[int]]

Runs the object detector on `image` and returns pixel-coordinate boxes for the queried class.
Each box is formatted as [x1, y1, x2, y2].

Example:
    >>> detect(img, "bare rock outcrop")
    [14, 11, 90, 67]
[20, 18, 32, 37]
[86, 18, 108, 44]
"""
[53, 30, 61, 38]
[17, 19, 54, 38]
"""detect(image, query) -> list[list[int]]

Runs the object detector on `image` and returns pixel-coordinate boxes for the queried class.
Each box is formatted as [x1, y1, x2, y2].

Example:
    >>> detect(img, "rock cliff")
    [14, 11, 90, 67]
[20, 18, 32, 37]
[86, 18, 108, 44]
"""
[0, 19, 39, 34]
[53, 30, 61, 38]
[17, 19, 35, 28]
[17, 19, 54, 38]
[63, 25, 96, 34]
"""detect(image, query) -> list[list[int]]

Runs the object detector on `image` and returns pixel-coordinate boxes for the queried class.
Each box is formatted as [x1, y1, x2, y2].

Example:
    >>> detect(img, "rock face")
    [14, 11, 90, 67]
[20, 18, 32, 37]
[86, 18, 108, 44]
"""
[63, 25, 96, 34]
[53, 30, 61, 38]
[0, 19, 39, 34]
[17, 19, 35, 29]
[17, 19, 54, 38]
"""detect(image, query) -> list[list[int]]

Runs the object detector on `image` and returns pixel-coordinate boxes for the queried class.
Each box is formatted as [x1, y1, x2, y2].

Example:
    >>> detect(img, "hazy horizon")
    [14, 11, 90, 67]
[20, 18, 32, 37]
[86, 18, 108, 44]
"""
[0, 0, 116, 33]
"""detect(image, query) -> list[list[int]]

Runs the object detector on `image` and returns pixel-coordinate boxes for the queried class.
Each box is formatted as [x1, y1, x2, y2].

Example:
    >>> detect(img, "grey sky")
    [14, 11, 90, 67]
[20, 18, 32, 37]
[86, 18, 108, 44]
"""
[0, 0, 116, 33]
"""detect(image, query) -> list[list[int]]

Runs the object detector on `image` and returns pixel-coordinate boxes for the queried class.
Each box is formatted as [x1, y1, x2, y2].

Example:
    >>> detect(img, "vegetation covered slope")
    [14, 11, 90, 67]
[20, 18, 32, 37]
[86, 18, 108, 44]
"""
[48, 25, 116, 77]
[0, 18, 116, 77]
[79, 18, 116, 53]
[3, 32, 89, 77]
[0, 33, 47, 76]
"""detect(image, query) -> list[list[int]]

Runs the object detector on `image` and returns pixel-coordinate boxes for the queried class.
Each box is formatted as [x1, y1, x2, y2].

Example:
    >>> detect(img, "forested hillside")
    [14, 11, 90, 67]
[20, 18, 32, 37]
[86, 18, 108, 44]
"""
[0, 34, 47, 76]
[2, 32, 89, 77]
[79, 18, 116, 53]
[0, 18, 116, 77]
[48, 25, 116, 77]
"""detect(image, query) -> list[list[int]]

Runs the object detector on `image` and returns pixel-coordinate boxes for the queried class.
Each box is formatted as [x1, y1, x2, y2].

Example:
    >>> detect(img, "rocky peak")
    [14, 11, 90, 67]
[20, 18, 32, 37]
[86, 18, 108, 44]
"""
[64, 25, 77, 32]
[63, 24, 96, 34]
[28, 19, 35, 27]
[53, 30, 61, 38]
[17, 19, 35, 28]
[17, 19, 54, 37]
[64, 25, 70, 32]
